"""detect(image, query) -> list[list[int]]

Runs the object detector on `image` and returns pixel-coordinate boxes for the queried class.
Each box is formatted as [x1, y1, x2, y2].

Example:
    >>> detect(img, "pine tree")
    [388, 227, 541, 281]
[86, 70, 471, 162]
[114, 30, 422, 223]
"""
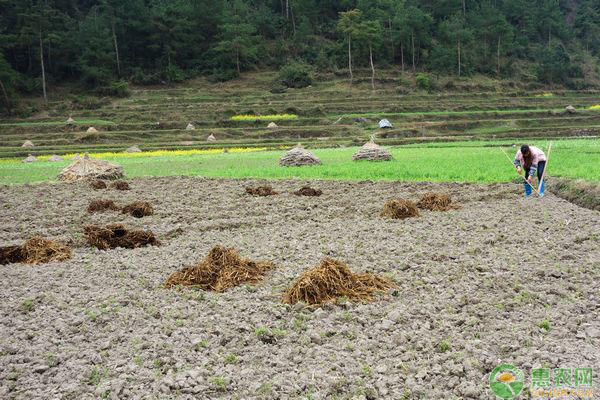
[337, 9, 363, 85]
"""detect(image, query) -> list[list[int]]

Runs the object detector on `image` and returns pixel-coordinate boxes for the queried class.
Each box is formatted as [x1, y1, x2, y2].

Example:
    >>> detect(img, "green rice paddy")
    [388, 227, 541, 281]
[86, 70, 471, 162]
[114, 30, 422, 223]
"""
[1, 139, 598, 185]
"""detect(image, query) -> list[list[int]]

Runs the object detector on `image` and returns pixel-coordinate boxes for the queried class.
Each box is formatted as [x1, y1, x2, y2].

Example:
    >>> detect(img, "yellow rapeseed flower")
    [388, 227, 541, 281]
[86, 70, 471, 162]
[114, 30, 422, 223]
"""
[0, 147, 271, 164]
[231, 114, 298, 121]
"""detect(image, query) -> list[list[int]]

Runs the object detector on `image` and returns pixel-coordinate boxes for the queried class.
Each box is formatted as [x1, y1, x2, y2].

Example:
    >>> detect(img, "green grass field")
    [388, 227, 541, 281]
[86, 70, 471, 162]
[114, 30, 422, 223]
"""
[1, 139, 598, 185]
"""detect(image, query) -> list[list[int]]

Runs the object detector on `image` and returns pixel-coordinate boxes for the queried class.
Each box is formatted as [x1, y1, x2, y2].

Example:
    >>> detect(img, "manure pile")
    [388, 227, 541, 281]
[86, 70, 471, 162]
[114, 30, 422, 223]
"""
[294, 186, 323, 196]
[164, 246, 273, 292]
[246, 185, 278, 196]
[0, 237, 72, 265]
[283, 258, 396, 305]
[111, 181, 131, 190]
[90, 180, 107, 190]
[84, 224, 160, 250]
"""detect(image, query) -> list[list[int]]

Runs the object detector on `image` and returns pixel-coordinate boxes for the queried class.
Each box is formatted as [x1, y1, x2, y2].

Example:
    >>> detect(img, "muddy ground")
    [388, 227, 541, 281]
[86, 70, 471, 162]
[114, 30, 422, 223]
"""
[0, 177, 599, 400]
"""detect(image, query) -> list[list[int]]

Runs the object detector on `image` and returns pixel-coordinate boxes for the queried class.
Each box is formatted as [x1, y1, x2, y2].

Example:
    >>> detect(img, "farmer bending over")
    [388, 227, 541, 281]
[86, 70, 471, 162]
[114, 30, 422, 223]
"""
[514, 144, 547, 197]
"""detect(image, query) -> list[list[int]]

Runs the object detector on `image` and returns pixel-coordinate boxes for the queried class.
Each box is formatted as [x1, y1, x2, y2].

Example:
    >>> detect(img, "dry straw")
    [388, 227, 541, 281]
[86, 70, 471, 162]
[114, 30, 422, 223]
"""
[381, 199, 420, 219]
[416, 192, 460, 211]
[122, 202, 153, 218]
[0, 237, 72, 265]
[87, 199, 121, 213]
[164, 246, 273, 292]
[58, 153, 124, 181]
[84, 224, 160, 250]
[283, 258, 396, 305]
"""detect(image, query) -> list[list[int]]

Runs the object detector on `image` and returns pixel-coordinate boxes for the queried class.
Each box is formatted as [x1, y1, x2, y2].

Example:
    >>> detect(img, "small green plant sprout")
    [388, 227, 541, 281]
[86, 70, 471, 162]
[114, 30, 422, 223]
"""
[539, 320, 551, 331]
[272, 328, 287, 338]
[362, 364, 373, 376]
[212, 376, 227, 391]
[224, 353, 238, 364]
[21, 299, 34, 313]
[87, 366, 107, 385]
[438, 340, 451, 353]
[255, 327, 269, 336]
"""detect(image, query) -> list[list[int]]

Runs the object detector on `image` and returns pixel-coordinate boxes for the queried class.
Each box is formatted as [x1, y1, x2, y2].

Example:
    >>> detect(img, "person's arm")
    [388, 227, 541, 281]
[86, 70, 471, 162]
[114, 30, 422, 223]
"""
[514, 151, 523, 174]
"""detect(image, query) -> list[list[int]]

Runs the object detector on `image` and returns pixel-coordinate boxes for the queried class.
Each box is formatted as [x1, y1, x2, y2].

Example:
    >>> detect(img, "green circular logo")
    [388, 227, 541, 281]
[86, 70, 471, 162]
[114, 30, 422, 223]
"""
[489, 364, 524, 399]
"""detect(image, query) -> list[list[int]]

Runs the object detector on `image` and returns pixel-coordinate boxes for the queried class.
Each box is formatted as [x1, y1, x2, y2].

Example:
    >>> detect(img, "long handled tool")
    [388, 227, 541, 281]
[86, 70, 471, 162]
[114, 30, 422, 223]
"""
[500, 147, 538, 194]
[537, 142, 552, 196]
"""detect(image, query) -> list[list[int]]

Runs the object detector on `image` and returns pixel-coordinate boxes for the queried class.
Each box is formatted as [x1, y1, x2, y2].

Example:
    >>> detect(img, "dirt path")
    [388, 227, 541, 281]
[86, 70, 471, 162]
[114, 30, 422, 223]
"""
[0, 177, 598, 399]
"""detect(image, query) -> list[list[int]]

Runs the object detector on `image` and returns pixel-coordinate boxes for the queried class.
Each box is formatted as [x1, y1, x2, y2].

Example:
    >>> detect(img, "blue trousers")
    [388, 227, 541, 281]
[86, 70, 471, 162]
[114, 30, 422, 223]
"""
[524, 161, 546, 196]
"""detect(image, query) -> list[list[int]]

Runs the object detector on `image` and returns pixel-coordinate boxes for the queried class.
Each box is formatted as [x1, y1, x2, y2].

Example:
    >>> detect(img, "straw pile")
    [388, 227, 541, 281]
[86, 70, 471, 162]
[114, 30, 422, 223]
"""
[186, 123, 195, 130]
[381, 199, 420, 219]
[84, 224, 160, 250]
[279, 144, 322, 167]
[58, 154, 124, 181]
[87, 200, 120, 213]
[268, 122, 278, 128]
[0, 237, 72, 265]
[283, 258, 396, 305]
[22, 155, 37, 163]
[122, 201, 153, 218]
[22, 140, 34, 148]
[245, 185, 278, 196]
[90, 180, 107, 189]
[352, 139, 392, 161]
[164, 246, 273, 292]
[417, 192, 460, 211]
[49, 155, 64, 162]
[294, 186, 323, 196]
[126, 145, 142, 153]
[111, 181, 130, 190]
[87, 127, 98, 133]
[207, 134, 216, 142]
[66, 117, 75, 124]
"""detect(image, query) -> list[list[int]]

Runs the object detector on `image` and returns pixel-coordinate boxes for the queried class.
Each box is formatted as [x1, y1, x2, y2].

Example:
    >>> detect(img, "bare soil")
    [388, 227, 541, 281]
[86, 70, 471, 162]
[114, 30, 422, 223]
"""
[0, 177, 598, 400]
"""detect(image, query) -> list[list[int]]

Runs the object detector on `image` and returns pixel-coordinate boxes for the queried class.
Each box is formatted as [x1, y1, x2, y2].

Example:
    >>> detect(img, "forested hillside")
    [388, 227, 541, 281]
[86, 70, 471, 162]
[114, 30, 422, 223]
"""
[1, 0, 600, 112]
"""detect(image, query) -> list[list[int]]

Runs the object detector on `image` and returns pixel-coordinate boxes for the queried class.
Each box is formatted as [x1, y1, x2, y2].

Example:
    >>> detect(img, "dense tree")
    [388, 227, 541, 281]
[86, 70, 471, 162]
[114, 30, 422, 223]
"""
[0, 0, 598, 107]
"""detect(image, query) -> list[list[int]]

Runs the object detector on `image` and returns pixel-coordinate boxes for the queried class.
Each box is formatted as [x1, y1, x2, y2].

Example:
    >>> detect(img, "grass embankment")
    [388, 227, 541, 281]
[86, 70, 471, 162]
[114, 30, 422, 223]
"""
[1, 139, 599, 185]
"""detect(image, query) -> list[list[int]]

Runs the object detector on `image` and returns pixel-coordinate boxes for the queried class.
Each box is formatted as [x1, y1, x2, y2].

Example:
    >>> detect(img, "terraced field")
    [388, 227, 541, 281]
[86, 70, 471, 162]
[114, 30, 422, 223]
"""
[1, 71, 600, 159]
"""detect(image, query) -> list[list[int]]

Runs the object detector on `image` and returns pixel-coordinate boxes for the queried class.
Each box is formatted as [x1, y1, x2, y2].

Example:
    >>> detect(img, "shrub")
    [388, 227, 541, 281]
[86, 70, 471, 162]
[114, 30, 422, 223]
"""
[207, 69, 239, 83]
[270, 84, 287, 94]
[277, 63, 313, 89]
[95, 81, 130, 98]
[82, 66, 112, 88]
[71, 96, 110, 110]
[131, 68, 161, 85]
[164, 65, 185, 83]
[416, 73, 431, 91]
